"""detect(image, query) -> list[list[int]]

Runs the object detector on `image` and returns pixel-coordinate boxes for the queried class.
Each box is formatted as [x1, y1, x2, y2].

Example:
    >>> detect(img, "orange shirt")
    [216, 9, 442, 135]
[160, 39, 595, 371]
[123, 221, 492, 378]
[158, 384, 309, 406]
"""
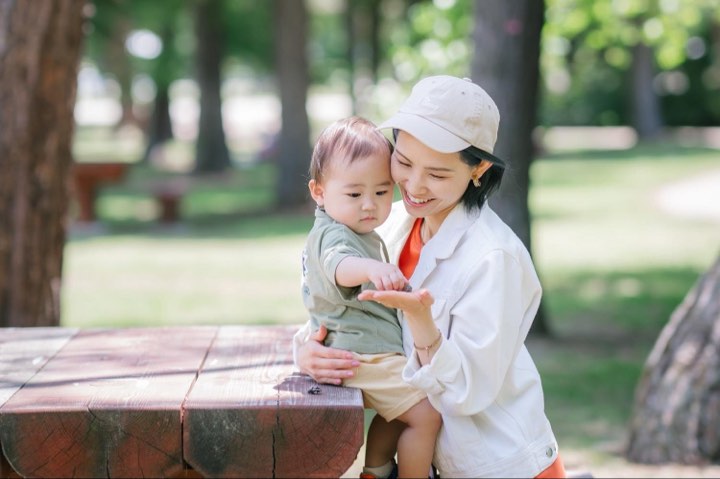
[398, 218, 424, 279]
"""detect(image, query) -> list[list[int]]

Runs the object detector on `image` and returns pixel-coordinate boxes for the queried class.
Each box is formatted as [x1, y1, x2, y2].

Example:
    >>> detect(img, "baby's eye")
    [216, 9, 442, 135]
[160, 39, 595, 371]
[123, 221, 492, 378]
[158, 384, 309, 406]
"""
[347, 193, 361, 198]
[376, 190, 389, 196]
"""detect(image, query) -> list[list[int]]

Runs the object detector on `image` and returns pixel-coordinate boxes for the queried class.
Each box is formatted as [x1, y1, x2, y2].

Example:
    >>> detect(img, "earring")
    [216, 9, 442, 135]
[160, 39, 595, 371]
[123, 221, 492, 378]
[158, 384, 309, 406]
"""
[472, 176, 481, 188]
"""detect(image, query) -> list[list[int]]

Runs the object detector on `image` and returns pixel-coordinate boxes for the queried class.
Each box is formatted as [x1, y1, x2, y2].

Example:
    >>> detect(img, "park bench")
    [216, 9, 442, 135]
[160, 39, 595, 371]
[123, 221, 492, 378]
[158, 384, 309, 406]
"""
[0, 325, 364, 478]
[72, 162, 190, 225]
[72, 162, 129, 223]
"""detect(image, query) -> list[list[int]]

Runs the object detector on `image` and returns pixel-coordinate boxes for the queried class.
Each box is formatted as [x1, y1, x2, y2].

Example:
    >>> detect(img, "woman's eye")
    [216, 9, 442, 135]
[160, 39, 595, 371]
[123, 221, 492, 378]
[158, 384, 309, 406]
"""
[396, 160, 410, 168]
[430, 174, 447, 180]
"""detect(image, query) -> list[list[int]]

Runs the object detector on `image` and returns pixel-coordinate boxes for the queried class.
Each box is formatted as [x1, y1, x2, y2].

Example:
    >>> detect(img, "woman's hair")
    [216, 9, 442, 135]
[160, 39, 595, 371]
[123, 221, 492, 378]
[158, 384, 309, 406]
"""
[309, 116, 393, 182]
[392, 129, 505, 212]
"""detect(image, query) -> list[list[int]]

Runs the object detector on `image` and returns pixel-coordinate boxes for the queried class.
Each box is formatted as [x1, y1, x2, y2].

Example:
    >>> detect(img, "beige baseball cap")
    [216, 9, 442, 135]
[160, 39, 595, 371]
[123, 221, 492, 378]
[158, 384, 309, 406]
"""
[379, 75, 501, 160]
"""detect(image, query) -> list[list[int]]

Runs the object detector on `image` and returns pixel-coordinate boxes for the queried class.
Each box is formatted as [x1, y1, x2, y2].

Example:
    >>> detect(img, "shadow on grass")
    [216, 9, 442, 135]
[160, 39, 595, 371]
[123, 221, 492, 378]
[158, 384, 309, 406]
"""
[531, 265, 704, 452]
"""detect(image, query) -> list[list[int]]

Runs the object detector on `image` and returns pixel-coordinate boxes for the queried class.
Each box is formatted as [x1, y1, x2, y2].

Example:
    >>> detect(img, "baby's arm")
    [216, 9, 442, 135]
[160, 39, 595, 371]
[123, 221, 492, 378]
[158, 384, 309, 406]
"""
[335, 257, 408, 291]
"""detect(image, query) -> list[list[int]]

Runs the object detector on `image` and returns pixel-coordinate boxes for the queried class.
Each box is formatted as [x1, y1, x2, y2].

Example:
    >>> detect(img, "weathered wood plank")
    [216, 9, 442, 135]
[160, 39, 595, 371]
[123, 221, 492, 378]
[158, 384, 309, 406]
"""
[0, 453, 20, 479]
[0, 328, 78, 408]
[0, 327, 77, 479]
[183, 325, 364, 478]
[0, 327, 217, 478]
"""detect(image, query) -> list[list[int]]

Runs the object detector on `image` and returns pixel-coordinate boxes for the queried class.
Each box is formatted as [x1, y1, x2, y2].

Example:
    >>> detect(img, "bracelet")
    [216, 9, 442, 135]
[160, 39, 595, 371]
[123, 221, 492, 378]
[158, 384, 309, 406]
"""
[414, 328, 443, 354]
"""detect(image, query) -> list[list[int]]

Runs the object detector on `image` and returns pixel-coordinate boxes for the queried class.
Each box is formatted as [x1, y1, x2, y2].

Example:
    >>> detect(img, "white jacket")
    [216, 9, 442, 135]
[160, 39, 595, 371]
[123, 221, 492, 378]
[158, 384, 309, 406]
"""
[295, 201, 559, 478]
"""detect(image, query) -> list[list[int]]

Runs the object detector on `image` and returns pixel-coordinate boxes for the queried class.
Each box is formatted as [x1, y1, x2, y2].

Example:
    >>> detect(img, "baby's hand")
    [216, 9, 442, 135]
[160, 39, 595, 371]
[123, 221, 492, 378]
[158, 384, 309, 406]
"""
[367, 263, 408, 291]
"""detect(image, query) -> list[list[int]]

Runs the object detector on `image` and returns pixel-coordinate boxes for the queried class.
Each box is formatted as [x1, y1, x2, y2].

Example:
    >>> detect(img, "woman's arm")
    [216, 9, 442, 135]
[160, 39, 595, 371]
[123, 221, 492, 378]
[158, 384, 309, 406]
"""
[361, 251, 541, 417]
[293, 323, 360, 385]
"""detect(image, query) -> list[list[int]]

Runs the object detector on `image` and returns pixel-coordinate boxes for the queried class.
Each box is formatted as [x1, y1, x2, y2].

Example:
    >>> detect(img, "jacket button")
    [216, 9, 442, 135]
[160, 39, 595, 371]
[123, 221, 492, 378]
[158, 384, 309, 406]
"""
[546, 447, 554, 457]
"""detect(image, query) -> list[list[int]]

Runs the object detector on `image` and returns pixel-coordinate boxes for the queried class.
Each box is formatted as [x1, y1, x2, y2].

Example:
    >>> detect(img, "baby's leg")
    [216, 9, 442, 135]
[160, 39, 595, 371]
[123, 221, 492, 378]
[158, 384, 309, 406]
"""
[365, 414, 404, 475]
[395, 398, 442, 479]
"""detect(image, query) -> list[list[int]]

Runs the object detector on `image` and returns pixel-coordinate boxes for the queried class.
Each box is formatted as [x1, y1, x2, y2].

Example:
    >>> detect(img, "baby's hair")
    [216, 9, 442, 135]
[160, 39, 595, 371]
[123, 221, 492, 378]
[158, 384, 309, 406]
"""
[309, 116, 393, 182]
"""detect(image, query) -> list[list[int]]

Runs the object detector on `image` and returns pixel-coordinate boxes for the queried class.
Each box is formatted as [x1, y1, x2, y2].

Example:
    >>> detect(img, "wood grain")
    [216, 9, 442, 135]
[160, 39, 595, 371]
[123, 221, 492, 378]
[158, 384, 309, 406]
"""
[183, 325, 364, 478]
[0, 328, 77, 408]
[0, 327, 217, 478]
[0, 327, 77, 478]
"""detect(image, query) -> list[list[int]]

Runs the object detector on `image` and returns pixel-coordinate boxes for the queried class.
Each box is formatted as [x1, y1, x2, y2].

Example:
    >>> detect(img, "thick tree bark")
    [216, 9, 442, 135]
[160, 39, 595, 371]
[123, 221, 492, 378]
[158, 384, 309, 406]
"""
[626, 254, 720, 464]
[471, 0, 550, 335]
[0, 0, 85, 327]
[193, 0, 231, 174]
[273, 0, 312, 209]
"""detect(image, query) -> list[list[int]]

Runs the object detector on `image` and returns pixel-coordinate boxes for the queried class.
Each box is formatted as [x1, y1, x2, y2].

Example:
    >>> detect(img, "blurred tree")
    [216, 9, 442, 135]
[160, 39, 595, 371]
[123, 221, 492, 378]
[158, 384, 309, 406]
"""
[142, 23, 176, 163]
[273, 0, 312, 209]
[87, 0, 190, 161]
[194, 0, 231, 173]
[383, 0, 473, 80]
[89, 0, 137, 128]
[345, 0, 382, 113]
[0, 0, 85, 327]
[542, 0, 720, 130]
[128, 0, 190, 163]
[626, 253, 720, 464]
[472, 0, 549, 335]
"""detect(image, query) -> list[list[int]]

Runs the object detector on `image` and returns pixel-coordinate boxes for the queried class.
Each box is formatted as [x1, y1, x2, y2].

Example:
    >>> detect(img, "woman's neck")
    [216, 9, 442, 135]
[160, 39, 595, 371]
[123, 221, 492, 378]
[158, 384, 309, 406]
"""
[421, 210, 451, 243]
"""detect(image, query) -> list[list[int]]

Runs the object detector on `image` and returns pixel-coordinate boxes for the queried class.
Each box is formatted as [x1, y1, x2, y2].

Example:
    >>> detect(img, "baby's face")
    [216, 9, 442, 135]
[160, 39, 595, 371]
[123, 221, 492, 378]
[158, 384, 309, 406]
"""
[315, 152, 394, 234]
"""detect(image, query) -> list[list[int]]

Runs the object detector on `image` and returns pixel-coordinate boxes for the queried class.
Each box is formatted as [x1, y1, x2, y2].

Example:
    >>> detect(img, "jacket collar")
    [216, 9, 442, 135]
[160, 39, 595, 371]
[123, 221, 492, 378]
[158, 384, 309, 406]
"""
[422, 203, 480, 261]
[380, 202, 483, 287]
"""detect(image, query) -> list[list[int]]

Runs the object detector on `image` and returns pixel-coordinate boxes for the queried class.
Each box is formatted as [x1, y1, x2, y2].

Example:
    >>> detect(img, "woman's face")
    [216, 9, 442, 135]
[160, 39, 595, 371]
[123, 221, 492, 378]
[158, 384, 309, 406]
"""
[391, 131, 475, 224]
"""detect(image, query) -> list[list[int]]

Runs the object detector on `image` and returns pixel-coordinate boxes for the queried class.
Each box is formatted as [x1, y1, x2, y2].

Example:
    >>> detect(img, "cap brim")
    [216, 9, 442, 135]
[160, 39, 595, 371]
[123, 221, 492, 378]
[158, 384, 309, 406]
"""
[378, 112, 470, 154]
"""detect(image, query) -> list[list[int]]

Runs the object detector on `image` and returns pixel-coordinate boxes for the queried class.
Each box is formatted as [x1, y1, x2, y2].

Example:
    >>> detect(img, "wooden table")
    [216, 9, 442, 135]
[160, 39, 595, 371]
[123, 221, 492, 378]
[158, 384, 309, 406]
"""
[0, 326, 364, 478]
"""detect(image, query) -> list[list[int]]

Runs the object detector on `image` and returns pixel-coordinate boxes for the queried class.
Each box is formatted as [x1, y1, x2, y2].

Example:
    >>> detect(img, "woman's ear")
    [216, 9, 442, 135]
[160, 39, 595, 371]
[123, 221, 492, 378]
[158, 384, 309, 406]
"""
[308, 179, 324, 206]
[471, 160, 493, 181]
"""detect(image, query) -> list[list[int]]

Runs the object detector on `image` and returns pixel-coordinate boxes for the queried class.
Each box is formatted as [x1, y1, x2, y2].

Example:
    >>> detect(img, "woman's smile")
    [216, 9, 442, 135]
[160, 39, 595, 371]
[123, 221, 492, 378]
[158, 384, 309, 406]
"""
[404, 190, 432, 206]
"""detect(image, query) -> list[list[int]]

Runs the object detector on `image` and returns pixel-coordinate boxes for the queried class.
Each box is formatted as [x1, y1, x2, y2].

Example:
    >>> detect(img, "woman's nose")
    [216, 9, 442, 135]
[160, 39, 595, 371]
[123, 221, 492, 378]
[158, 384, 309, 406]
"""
[405, 171, 425, 193]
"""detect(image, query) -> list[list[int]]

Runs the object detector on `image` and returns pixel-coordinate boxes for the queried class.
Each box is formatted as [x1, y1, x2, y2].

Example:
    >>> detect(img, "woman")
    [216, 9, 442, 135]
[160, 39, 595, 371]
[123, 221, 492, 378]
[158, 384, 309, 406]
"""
[294, 75, 565, 478]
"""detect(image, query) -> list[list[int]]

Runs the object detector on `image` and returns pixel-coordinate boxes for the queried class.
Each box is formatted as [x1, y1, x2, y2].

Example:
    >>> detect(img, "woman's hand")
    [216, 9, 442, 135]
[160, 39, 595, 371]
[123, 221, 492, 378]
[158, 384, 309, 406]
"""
[359, 289, 440, 365]
[296, 325, 360, 385]
[358, 288, 434, 319]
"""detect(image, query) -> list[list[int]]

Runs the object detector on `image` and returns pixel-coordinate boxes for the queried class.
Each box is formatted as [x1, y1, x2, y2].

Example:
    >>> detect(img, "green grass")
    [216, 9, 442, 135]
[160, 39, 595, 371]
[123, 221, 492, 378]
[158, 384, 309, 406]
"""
[62, 139, 720, 473]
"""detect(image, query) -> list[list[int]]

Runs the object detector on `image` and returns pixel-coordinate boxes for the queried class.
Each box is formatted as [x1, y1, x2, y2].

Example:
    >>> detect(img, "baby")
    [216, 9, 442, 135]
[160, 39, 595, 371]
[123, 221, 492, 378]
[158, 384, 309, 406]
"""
[301, 116, 441, 479]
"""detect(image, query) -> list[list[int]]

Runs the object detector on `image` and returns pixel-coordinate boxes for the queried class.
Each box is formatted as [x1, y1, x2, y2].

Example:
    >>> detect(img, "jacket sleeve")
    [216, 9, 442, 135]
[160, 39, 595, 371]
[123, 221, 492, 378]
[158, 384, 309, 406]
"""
[292, 321, 312, 369]
[402, 249, 541, 417]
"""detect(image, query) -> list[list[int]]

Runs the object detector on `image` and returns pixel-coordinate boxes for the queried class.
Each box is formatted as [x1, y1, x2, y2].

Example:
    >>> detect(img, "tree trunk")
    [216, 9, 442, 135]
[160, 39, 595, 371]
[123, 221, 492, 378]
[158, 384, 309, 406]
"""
[193, 0, 231, 174]
[630, 41, 663, 140]
[142, 25, 176, 164]
[471, 0, 550, 335]
[142, 83, 173, 163]
[273, 0, 312, 210]
[345, 0, 357, 114]
[107, 15, 136, 129]
[0, 0, 85, 327]
[626, 253, 720, 464]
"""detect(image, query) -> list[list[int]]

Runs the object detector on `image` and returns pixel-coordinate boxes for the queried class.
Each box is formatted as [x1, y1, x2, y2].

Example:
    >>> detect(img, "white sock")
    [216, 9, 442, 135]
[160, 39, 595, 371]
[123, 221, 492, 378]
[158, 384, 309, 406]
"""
[362, 460, 394, 478]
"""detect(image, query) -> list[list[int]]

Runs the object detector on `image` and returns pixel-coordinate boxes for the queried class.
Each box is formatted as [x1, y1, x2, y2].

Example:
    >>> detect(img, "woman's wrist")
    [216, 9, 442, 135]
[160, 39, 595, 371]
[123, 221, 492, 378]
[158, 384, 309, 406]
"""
[414, 328, 442, 354]
[410, 323, 443, 365]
